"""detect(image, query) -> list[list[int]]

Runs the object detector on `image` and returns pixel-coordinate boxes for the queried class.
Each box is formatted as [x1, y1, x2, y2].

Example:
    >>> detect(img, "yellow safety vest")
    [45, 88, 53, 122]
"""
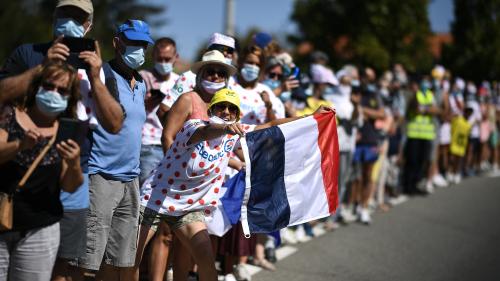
[407, 90, 435, 140]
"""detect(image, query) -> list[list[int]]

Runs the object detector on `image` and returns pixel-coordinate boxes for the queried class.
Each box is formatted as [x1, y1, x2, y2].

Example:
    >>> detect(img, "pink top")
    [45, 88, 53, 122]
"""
[187, 91, 210, 121]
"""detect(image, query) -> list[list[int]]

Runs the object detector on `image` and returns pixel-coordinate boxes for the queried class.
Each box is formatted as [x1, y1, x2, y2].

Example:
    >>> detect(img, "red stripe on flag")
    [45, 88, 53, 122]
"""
[314, 112, 339, 213]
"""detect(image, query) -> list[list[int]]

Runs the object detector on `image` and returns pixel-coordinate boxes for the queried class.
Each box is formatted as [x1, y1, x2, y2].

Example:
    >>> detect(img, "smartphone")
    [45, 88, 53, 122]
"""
[291, 67, 300, 80]
[56, 118, 89, 146]
[62, 37, 96, 69]
[150, 89, 166, 97]
[62, 37, 95, 53]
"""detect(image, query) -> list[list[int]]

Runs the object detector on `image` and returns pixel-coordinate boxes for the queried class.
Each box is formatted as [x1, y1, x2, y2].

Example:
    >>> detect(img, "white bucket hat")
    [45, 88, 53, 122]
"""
[191, 50, 237, 76]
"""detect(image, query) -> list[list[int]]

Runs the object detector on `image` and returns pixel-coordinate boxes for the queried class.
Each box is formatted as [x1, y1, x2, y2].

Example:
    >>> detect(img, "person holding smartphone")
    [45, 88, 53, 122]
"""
[0, 2, 125, 280]
[0, 60, 83, 281]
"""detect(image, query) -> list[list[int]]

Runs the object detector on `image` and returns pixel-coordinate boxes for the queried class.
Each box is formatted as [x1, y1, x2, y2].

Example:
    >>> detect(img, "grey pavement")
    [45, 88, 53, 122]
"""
[254, 176, 500, 281]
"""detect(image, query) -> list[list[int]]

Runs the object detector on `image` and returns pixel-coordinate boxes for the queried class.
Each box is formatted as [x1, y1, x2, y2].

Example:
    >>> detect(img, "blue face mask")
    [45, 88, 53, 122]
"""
[421, 80, 431, 92]
[322, 86, 335, 96]
[279, 91, 291, 102]
[154, 62, 173, 75]
[263, 78, 280, 90]
[54, 18, 85, 38]
[35, 87, 68, 116]
[240, 64, 260, 82]
[122, 46, 145, 69]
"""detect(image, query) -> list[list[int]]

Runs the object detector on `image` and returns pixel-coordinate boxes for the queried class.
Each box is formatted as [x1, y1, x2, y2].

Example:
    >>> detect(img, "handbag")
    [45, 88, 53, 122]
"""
[0, 134, 56, 231]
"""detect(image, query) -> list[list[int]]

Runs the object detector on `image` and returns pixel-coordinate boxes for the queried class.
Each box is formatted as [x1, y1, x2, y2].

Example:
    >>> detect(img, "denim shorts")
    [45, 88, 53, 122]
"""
[75, 174, 140, 271]
[139, 145, 164, 187]
[353, 145, 379, 163]
[58, 209, 87, 260]
[140, 206, 204, 232]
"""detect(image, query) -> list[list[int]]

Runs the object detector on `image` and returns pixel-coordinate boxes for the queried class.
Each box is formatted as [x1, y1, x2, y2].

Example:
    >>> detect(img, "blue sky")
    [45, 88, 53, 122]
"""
[149, 0, 454, 61]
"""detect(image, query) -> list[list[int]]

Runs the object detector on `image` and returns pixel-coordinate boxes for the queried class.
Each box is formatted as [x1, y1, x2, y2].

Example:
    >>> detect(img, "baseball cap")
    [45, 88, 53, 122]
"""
[310, 64, 338, 85]
[191, 50, 237, 76]
[253, 32, 273, 49]
[209, 89, 241, 120]
[117, 20, 154, 45]
[207, 33, 235, 49]
[56, 0, 93, 15]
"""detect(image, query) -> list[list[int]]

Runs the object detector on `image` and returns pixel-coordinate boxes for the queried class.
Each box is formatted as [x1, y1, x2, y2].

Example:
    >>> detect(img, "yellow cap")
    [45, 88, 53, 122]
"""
[209, 89, 241, 120]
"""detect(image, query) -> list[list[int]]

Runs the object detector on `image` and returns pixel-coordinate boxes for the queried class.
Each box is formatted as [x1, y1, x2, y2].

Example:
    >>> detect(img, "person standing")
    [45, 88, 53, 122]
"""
[402, 80, 441, 195]
[134, 37, 179, 281]
[73, 19, 153, 281]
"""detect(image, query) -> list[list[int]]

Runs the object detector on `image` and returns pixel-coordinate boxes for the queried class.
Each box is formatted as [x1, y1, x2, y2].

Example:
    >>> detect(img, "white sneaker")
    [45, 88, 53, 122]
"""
[166, 268, 174, 281]
[294, 225, 310, 243]
[359, 208, 371, 224]
[453, 174, 462, 184]
[280, 228, 297, 245]
[224, 273, 237, 281]
[446, 172, 454, 183]
[425, 181, 435, 194]
[233, 264, 252, 281]
[341, 208, 357, 223]
[432, 174, 448, 188]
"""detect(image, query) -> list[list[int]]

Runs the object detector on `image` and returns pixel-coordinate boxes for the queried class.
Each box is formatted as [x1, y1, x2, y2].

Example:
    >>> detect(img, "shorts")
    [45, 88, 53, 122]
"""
[141, 206, 205, 231]
[490, 130, 499, 147]
[58, 209, 88, 260]
[75, 174, 140, 270]
[439, 122, 451, 145]
[353, 145, 379, 164]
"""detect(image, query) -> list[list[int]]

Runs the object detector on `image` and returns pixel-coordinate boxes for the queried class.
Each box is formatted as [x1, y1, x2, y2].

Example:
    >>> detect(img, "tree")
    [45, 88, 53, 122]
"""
[290, 0, 433, 73]
[0, 0, 166, 65]
[443, 0, 500, 81]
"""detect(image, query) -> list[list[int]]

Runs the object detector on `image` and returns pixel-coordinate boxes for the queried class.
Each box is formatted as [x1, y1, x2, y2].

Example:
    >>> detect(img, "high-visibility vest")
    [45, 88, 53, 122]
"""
[407, 90, 435, 140]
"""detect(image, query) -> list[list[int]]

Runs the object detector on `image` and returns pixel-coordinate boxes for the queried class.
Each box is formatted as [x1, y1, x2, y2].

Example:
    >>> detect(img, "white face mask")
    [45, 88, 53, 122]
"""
[154, 62, 173, 75]
[338, 85, 351, 97]
[201, 79, 226, 94]
[224, 57, 233, 66]
[209, 115, 235, 125]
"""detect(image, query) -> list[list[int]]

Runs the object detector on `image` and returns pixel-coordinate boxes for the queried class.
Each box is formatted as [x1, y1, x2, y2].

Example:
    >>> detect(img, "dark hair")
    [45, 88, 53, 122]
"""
[153, 37, 177, 52]
[22, 60, 80, 119]
[238, 45, 264, 69]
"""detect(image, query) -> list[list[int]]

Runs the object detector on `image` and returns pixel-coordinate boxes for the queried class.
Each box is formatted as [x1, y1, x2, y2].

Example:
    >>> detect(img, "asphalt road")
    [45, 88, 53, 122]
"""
[253, 176, 500, 281]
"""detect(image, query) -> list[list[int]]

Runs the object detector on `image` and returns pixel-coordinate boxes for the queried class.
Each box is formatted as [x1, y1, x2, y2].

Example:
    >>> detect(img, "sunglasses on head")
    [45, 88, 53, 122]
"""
[209, 44, 235, 55]
[268, 72, 283, 80]
[213, 103, 239, 114]
[41, 81, 70, 96]
[206, 67, 228, 77]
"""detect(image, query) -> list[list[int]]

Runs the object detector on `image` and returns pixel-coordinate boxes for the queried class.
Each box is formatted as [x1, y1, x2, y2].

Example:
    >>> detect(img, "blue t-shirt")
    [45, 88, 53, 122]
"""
[87, 61, 146, 182]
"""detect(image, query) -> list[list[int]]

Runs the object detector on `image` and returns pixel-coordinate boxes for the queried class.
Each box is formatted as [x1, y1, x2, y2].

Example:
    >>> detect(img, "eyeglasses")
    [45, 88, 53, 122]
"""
[206, 68, 228, 78]
[268, 72, 283, 80]
[41, 81, 70, 96]
[209, 44, 235, 55]
[213, 103, 239, 114]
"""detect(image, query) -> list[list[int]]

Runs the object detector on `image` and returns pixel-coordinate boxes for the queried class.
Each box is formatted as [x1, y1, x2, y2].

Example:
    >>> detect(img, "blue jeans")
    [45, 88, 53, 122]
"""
[139, 145, 164, 187]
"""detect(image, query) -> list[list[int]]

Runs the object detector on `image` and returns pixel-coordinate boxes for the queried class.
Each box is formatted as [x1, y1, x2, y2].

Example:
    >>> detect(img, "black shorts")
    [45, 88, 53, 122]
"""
[57, 208, 88, 260]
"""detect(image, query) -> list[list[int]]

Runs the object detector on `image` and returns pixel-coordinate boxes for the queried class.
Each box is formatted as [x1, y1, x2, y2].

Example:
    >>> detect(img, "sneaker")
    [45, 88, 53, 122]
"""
[294, 225, 311, 243]
[280, 228, 297, 245]
[359, 208, 371, 225]
[324, 220, 339, 231]
[166, 268, 174, 281]
[224, 274, 237, 281]
[446, 172, 454, 183]
[432, 174, 448, 188]
[265, 247, 277, 263]
[233, 264, 251, 281]
[341, 208, 357, 223]
[425, 181, 435, 194]
[253, 259, 276, 271]
[454, 173, 462, 184]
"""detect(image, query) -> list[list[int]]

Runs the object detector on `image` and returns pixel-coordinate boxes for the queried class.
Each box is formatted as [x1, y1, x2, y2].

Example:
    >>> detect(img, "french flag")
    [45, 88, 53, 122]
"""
[238, 112, 339, 237]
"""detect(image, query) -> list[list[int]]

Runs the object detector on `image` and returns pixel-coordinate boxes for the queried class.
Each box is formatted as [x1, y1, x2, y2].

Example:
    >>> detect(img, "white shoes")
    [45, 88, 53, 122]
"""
[359, 207, 371, 224]
[294, 225, 311, 243]
[233, 264, 252, 281]
[425, 181, 435, 194]
[280, 228, 297, 245]
[432, 174, 448, 188]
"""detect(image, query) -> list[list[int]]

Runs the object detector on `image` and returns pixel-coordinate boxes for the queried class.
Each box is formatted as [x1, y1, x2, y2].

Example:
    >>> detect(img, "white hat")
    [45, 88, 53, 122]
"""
[191, 50, 237, 76]
[310, 64, 338, 85]
[207, 33, 235, 49]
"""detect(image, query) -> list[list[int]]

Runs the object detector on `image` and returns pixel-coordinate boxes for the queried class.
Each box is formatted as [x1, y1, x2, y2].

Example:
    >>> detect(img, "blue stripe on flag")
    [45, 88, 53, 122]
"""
[245, 126, 290, 233]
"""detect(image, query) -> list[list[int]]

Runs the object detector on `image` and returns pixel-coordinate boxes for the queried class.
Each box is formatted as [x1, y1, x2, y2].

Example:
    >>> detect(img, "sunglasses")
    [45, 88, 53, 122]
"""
[206, 68, 228, 78]
[213, 103, 239, 114]
[209, 44, 235, 55]
[41, 81, 70, 96]
[268, 72, 283, 80]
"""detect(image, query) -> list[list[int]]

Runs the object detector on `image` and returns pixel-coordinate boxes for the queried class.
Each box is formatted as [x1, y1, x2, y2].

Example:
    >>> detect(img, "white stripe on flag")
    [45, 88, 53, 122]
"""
[240, 136, 252, 238]
[278, 116, 331, 225]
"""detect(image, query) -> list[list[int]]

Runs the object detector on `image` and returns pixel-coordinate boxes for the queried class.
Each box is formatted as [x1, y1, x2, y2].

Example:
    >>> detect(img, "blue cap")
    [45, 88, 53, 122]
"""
[117, 19, 154, 45]
[253, 32, 273, 49]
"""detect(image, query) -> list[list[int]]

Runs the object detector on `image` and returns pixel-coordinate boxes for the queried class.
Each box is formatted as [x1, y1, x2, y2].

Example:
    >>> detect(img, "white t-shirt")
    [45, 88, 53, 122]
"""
[466, 100, 481, 139]
[140, 119, 255, 217]
[162, 70, 237, 108]
[233, 82, 285, 125]
[139, 70, 179, 145]
[77, 68, 106, 127]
